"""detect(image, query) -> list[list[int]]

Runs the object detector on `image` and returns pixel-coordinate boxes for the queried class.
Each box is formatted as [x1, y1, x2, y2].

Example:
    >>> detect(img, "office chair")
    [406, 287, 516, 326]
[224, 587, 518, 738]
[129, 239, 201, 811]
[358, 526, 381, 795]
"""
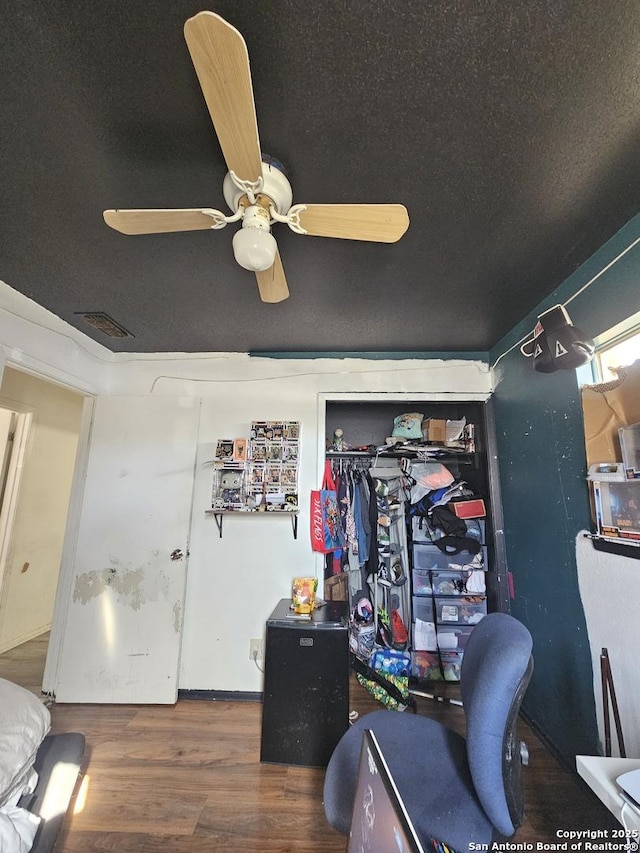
[323, 612, 534, 851]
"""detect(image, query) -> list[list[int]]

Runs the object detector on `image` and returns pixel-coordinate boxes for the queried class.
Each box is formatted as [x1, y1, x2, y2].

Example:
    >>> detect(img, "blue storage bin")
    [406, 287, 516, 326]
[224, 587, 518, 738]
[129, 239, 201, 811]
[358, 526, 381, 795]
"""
[371, 648, 411, 677]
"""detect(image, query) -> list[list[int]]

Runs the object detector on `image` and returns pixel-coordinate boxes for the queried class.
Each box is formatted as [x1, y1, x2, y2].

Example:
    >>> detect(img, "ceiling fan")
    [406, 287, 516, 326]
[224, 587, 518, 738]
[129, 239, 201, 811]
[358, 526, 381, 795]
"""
[103, 11, 410, 303]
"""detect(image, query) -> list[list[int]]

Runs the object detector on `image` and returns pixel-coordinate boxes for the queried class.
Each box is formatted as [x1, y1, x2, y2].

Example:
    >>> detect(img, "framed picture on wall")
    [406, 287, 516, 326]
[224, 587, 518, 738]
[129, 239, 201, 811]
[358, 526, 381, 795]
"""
[233, 438, 247, 462]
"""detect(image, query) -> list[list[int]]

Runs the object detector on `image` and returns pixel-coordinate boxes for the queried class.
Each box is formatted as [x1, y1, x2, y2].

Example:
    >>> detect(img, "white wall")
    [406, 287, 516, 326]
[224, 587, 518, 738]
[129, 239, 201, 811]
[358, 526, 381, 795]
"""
[109, 354, 492, 692]
[0, 367, 84, 650]
[0, 279, 493, 694]
[576, 533, 640, 757]
[0, 280, 111, 395]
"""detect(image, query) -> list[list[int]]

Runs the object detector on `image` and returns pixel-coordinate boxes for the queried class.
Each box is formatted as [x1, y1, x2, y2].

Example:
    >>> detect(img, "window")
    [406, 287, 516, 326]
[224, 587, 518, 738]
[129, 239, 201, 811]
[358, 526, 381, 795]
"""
[595, 329, 640, 381]
[579, 308, 640, 467]
[590, 309, 640, 382]
[579, 312, 640, 556]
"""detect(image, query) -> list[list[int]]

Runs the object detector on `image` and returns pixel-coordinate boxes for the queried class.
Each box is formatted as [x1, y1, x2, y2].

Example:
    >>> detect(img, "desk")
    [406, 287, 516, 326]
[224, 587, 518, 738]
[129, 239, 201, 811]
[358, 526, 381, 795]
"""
[260, 598, 349, 767]
[577, 755, 640, 831]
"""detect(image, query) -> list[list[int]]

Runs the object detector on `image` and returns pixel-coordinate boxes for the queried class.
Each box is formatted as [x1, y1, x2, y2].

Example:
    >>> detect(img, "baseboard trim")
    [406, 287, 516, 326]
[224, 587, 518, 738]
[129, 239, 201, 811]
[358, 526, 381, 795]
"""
[0, 624, 51, 655]
[178, 689, 263, 702]
[519, 709, 574, 773]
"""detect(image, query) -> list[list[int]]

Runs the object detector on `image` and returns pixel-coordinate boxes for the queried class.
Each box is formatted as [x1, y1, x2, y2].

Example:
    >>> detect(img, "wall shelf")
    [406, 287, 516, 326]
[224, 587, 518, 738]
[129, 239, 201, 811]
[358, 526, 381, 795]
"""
[205, 509, 299, 539]
[326, 449, 478, 466]
[585, 532, 640, 560]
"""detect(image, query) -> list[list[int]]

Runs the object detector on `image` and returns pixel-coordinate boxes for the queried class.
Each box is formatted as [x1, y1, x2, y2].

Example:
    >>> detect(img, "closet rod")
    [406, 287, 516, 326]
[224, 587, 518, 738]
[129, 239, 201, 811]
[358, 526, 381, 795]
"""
[326, 449, 476, 463]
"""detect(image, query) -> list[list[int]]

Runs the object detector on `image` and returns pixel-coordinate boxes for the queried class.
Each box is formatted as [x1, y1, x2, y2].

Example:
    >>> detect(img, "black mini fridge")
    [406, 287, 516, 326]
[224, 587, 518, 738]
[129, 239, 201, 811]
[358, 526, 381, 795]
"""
[260, 598, 349, 767]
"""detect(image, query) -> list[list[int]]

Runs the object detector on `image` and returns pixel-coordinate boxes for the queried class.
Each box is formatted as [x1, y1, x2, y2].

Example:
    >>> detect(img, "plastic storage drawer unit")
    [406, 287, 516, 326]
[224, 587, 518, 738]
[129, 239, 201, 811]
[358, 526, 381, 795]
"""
[413, 542, 488, 572]
[434, 596, 487, 626]
[412, 568, 432, 595]
[430, 570, 479, 596]
[412, 543, 453, 571]
[412, 596, 435, 624]
[411, 650, 464, 682]
[412, 517, 486, 545]
[436, 624, 474, 650]
[411, 619, 436, 651]
[411, 622, 474, 652]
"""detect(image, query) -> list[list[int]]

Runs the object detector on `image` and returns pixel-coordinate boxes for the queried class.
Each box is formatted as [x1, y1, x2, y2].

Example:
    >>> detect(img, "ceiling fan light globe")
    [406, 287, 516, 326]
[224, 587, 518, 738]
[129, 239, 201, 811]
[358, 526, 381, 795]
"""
[232, 227, 277, 271]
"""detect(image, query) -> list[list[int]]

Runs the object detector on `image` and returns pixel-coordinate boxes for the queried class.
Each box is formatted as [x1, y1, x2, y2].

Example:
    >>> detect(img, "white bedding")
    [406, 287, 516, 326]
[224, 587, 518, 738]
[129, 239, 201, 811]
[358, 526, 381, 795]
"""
[0, 772, 41, 853]
[0, 678, 51, 852]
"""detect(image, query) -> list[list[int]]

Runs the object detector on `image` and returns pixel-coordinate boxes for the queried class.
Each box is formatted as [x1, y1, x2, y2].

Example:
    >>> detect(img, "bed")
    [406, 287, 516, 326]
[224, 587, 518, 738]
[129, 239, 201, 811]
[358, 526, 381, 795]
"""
[0, 678, 84, 853]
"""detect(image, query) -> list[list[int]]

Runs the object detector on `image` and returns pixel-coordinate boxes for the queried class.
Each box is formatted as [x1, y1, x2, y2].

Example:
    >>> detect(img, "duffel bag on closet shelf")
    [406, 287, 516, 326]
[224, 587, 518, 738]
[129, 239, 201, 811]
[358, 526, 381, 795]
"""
[310, 460, 346, 553]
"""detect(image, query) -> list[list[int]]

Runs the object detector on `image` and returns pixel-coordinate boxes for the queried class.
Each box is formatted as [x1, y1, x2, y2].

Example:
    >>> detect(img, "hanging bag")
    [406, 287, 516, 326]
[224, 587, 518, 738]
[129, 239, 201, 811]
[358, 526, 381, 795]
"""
[310, 460, 346, 553]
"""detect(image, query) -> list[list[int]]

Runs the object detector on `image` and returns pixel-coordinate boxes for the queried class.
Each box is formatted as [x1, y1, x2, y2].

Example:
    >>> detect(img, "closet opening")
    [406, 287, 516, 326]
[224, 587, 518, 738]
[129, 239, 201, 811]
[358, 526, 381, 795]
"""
[320, 395, 509, 689]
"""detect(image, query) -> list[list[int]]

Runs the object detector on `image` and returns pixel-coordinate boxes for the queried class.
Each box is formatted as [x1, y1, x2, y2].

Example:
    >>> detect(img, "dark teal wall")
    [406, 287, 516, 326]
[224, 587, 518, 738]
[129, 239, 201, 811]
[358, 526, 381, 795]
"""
[489, 214, 640, 766]
[491, 345, 598, 761]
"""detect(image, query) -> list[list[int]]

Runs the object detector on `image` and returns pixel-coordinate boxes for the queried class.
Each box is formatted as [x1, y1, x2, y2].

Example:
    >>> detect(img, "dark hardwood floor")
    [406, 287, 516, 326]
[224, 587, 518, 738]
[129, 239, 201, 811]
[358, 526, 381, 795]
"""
[0, 633, 619, 851]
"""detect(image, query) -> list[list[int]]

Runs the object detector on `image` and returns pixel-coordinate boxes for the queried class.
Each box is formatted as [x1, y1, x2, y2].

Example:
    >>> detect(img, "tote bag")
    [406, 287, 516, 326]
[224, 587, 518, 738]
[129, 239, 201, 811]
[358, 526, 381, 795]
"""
[310, 460, 346, 553]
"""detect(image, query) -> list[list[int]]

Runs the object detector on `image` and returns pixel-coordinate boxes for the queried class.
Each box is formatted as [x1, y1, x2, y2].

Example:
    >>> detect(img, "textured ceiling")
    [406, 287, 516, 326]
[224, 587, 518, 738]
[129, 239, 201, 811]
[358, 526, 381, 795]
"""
[2, 0, 640, 353]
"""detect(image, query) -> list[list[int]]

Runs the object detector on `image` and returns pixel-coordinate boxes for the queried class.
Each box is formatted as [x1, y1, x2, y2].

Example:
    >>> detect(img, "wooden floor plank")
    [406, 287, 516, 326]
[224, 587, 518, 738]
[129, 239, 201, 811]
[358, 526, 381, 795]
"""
[69, 784, 207, 836]
[57, 832, 242, 852]
[0, 630, 48, 695]
[0, 632, 621, 851]
[194, 796, 347, 851]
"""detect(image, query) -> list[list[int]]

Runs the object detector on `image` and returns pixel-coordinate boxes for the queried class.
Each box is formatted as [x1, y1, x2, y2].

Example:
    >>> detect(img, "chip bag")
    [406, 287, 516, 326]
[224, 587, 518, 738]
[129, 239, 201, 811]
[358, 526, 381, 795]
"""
[292, 576, 318, 614]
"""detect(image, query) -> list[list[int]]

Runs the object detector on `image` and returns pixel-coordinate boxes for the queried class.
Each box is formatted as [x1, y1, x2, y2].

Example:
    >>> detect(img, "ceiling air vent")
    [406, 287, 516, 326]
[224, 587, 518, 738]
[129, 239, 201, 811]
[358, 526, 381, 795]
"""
[75, 312, 134, 338]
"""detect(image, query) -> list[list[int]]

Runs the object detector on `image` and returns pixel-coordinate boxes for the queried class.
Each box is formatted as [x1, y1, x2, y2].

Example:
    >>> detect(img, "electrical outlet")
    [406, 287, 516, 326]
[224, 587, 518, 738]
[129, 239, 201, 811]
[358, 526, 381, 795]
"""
[249, 638, 264, 661]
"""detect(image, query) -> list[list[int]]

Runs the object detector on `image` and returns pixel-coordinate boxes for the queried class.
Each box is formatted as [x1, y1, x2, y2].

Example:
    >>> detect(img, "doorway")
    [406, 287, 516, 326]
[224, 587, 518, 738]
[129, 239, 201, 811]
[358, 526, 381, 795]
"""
[0, 366, 85, 685]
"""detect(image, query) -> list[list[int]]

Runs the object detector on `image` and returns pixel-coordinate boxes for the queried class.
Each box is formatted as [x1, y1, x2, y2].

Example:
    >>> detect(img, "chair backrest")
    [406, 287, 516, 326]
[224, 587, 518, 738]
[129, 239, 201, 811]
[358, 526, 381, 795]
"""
[460, 612, 534, 837]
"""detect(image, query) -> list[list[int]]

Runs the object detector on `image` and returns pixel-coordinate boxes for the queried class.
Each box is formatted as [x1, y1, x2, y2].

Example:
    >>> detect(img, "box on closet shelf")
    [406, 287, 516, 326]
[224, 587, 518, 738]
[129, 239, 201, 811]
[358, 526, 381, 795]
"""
[451, 499, 486, 519]
[424, 419, 447, 443]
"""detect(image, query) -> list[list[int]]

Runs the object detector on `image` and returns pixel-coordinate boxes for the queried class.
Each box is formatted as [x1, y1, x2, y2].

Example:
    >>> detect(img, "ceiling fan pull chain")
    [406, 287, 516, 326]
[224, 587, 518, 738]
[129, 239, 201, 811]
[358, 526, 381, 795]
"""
[201, 208, 243, 229]
[228, 170, 264, 205]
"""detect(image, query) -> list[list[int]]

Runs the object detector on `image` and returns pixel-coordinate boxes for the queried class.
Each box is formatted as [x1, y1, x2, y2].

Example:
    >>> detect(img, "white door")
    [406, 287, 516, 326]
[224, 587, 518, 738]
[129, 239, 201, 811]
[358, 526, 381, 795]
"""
[52, 396, 200, 703]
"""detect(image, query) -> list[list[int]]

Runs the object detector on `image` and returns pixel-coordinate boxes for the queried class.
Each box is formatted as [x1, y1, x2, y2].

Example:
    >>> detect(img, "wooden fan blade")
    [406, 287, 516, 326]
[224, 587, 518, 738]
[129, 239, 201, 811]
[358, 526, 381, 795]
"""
[255, 251, 289, 303]
[297, 204, 409, 243]
[103, 209, 220, 235]
[184, 12, 262, 184]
